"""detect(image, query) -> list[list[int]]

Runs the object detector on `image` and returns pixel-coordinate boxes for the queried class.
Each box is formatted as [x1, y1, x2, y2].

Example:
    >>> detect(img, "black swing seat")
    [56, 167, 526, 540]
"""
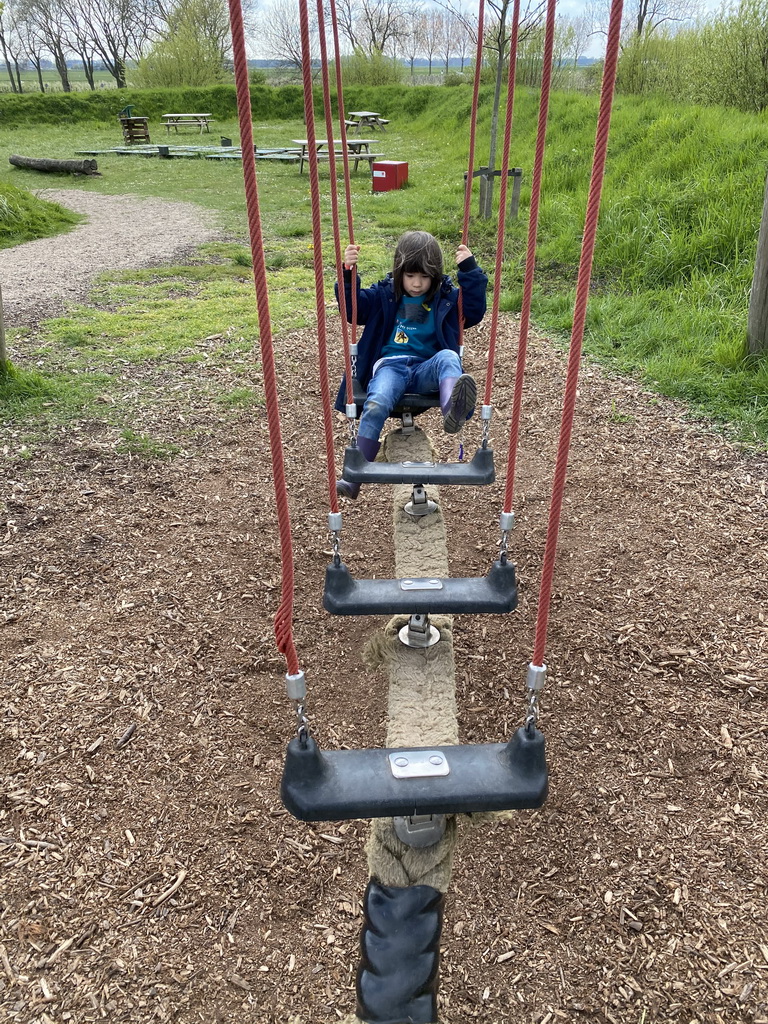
[281, 726, 548, 821]
[342, 443, 495, 486]
[324, 558, 517, 616]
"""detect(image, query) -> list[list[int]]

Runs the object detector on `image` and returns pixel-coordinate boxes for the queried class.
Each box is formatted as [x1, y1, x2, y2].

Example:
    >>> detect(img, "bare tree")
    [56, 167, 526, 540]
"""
[258, 0, 316, 70]
[74, 0, 152, 88]
[19, 12, 49, 90]
[334, 0, 410, 55]
[436, 0, 546, 200]
[589, 0, 701, 40]
[400, 15, 423, 79]
[20, 0, 72, 90]
[63, 4, 96, 87]
[0, 0, 25, 91]
[420, 4, 441, 75]
[558, 11, 593, 66]
[439, 8, 463, 73]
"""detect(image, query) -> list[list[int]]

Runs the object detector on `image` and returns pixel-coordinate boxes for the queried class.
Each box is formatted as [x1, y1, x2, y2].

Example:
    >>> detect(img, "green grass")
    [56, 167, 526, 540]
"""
[0, 86, 766, 449]
[0, 181, 82, 247]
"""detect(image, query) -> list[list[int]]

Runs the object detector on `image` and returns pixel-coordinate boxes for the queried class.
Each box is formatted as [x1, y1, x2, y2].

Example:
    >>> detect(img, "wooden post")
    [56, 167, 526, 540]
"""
[478, 166, 489, 220]
[0, 283, 7, 369]
[747, 167, 768, 355]
[508, 169, 523, 221]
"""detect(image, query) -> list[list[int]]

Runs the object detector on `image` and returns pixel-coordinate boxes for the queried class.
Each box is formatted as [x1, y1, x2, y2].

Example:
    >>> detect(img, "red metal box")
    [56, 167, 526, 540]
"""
[372, 161, 408, 192]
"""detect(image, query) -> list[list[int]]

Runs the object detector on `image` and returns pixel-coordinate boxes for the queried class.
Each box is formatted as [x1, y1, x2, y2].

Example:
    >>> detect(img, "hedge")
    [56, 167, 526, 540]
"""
[0, 83, 446, 128]
[0, 84, 305, 127]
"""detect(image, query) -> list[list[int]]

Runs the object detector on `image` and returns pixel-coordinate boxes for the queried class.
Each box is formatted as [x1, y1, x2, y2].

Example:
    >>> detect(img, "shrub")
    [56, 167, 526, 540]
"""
[338, 49, 404, 87]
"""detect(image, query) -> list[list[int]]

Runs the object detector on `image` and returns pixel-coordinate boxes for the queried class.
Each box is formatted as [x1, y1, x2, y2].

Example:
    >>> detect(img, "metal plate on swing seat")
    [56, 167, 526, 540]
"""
[389, 750, 450, 779]
[280, 727, 548, 821]
[400, 578, 443, 591]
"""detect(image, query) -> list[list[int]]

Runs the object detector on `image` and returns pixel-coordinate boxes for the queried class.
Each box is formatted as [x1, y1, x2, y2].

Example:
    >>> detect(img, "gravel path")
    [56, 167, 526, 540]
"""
[0, 189, 222, 327]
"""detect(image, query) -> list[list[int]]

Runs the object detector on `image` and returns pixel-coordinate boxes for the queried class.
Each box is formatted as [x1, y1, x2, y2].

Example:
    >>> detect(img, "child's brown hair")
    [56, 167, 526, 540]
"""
[392, 231, 443, 301]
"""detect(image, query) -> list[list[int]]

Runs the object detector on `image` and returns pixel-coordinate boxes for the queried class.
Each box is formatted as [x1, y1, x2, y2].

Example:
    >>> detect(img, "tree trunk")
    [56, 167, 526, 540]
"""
[1, 39, 18, 92]
[53, 49, 72, 92]
[33, 59, 45, 93]
[747, 168, 768, 355]
[9, 155, 99, 175]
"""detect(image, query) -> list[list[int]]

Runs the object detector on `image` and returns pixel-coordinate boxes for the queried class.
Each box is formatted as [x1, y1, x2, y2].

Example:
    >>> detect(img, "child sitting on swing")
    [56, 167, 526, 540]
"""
[334, 230, 488, 500]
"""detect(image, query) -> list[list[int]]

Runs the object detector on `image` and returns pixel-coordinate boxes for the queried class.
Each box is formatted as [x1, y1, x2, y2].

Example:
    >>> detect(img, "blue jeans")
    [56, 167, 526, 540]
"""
[358, 351, 462, 442]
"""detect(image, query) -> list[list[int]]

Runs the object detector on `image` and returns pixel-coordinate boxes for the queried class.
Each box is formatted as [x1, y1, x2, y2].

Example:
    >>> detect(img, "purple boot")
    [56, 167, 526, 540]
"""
[336, 435, 381, 500]
[439, 374, 477, 434]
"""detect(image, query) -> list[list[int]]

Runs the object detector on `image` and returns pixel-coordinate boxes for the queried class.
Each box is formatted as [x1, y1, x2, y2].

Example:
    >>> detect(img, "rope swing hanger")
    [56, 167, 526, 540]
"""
[335, 0, 499, 498]
[323, 0, 526, 623]
[224, 0, 625, 820]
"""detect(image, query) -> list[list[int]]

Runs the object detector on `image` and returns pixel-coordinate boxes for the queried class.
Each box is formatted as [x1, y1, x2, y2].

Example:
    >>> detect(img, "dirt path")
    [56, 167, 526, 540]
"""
[1, 194, 767, 1023]
[0, 189, 220, 327]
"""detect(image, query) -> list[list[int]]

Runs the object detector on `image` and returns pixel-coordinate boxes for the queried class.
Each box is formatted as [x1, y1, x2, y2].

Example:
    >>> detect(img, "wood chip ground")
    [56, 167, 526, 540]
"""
[1, 293, 767, 1023]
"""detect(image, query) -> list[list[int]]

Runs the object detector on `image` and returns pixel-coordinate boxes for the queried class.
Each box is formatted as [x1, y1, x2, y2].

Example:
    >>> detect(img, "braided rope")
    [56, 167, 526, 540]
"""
[327, 0, 359, 396]
[316, 0, 355, 406]
[298, 0, 340, 513]
[502, 0, 556, 510]
[532, 0, 624, 669]
[483, 0, 520, 408]
[225, 0, 299, 672]
[457, 0, 485, 348]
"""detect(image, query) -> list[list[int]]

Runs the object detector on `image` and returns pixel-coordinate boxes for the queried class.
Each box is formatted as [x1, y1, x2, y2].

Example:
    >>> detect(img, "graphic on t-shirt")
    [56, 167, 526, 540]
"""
[380, 296, 437, 361]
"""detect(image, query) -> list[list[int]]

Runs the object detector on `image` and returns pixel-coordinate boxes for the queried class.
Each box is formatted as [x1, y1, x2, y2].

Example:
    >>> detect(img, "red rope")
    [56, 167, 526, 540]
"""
[462, 0, 485, 247]
[483, 0, 520, 409]
[226, 0, 299, 674]
[531, 0, 624, 669]
[503, 0, 556, 510]
[457, 0, 485, 348]
[327, 0, 358, 407]
[298, 0, 340, 513]
[316, 0, 355, 407]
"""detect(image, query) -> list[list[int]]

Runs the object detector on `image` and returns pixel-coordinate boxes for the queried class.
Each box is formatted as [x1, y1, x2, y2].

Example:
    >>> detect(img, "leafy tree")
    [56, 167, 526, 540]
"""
[704, 0, 768, 112]
[135, 0, 230, 86]
[339, 45, 403, 84]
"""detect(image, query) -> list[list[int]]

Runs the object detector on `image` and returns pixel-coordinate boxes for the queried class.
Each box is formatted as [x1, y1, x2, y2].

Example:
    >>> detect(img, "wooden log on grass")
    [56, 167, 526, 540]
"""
[9, 155, 99, 175]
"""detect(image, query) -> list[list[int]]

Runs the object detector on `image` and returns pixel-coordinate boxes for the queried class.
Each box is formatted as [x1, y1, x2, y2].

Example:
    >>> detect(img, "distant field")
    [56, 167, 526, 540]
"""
[0, 69, 117, 92]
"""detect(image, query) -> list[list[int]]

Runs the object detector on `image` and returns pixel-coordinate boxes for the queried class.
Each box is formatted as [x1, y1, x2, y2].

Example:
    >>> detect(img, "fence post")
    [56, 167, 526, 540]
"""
[508, 169, 523, 221]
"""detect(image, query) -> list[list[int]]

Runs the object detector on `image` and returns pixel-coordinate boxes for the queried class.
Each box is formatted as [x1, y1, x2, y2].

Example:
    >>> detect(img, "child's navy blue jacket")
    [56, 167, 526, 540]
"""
[333, 255, 488, 412]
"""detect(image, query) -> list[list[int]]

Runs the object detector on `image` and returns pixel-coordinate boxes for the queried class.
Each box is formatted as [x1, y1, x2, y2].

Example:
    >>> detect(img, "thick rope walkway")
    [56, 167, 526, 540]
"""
[343, 426, 458, 1024]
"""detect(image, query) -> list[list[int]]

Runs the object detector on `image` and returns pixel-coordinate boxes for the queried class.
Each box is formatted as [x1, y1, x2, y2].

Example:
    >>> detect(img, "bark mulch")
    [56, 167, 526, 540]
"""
[1, 314, 767, 1024]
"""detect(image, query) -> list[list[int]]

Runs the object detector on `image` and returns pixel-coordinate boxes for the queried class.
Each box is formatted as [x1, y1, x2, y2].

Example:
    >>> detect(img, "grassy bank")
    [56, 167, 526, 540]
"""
[0, 85, 766, 446]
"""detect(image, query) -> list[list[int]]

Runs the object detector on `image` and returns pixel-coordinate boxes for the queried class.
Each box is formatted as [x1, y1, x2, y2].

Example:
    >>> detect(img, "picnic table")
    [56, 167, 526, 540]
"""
[292, 139, 385, 173]
[162, 113, 214, 134]
[345, 111, 389, 133]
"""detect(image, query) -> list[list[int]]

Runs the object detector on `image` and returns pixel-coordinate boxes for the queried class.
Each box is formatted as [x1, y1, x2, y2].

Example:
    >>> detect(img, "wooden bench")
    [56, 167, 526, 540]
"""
[162, 114, 213, 134]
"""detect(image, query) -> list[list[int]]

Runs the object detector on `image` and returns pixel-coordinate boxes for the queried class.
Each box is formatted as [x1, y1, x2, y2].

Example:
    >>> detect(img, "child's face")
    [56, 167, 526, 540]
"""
[402, 272, 432, 298]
